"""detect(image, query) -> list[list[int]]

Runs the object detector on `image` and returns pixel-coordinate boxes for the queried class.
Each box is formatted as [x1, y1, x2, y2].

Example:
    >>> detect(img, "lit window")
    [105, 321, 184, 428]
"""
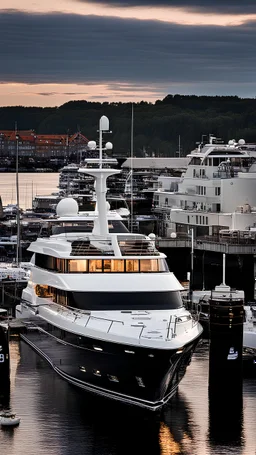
[103, 260, 111, 273]
[111, 260, 124, 272]
[126, 259, 139, 273]
[79, 366, 86, 372]
[140, 260, 159, 272]
[56, 258, 65, 272]
[35, 284, 53, 298]
[89, 260, 102, 273]
[69, 260, 88, 273]
[93, 346, 103, 351]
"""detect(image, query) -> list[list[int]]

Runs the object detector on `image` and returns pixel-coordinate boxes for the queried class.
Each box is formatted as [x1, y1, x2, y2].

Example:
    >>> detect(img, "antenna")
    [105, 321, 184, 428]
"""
[99, 116, 109, 169]
[130, 103, 134, 233]
[15, 131, 21, 266]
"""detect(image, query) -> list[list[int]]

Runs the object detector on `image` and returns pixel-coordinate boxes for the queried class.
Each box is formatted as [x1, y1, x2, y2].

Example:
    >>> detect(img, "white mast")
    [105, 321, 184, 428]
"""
[130, 103, 134, 232]
[79, 116, 120, 237]
[15, 131, 21, 266]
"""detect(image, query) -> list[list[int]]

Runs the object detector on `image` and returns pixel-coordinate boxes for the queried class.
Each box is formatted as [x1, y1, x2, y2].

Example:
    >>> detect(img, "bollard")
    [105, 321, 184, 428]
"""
[0, 324, 10, 386]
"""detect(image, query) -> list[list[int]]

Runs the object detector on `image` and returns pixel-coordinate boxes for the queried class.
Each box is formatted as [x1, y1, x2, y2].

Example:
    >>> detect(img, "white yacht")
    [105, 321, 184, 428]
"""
[153, 135, 256, 237]
[16, 116, 202, 411]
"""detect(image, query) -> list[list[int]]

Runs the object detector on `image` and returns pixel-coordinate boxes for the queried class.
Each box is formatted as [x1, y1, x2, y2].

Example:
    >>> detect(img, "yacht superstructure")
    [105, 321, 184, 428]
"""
[16, 116, 202, 410]
[153, 136, 256, 237]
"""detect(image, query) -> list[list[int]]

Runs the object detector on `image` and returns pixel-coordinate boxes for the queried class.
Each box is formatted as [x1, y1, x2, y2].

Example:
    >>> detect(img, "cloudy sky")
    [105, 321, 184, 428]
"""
[1, 0, 256, 106]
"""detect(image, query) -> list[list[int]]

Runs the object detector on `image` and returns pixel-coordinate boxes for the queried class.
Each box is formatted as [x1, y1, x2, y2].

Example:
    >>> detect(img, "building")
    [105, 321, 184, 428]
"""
[0, 130, 89, 159]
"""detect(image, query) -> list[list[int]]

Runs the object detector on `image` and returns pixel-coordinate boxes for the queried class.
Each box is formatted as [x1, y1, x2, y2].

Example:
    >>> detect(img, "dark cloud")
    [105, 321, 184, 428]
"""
[37, 92, 58, 96]
[80, 0, 256, 15]
[1, 10, 256, 96]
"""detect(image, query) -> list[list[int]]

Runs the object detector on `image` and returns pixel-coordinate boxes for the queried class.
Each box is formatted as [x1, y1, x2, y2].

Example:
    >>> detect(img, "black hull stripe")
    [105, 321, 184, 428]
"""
[20, 333, 179, 411]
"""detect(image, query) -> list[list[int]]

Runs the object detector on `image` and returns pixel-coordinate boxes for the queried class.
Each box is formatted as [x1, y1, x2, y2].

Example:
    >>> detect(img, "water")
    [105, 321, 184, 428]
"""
[0, 173, 59, 209]
[0, 340, 255, 455]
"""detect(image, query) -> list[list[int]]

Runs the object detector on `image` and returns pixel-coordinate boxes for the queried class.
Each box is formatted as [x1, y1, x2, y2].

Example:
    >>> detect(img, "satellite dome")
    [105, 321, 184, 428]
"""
[238, 139, 245, 145]
[228, 140, 234, 145]
[105, 142, 113, 150]
[56, 198, 79, 217]
[87, 140, 97, 150]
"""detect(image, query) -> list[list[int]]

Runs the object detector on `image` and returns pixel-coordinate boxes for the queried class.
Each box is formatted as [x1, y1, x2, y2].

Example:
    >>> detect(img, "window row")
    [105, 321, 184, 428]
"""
[196, 186, 206, 195]
[33, 288, 183, 310]
[187, 215, 208, 225]
[34, 253, 169, 273]
[195, 215, 208, 225]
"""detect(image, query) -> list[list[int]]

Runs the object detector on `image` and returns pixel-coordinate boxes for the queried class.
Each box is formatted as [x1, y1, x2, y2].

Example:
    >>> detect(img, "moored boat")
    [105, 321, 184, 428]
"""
[16, 116, 203, 410]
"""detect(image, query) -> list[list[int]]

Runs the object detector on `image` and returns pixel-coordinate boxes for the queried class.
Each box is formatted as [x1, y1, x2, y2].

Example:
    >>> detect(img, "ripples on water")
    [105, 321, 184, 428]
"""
[0, 341, 255, 455]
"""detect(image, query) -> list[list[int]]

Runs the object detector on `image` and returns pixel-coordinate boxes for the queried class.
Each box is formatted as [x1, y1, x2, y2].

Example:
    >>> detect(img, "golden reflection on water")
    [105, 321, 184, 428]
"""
[159, 422, 182, 455]
[9, 340, 21, 390]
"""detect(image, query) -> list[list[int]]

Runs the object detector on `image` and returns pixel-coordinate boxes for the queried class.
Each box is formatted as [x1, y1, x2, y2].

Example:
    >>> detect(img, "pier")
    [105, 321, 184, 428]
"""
[156, 234, 256, 301]
[157, 234, 256, 255]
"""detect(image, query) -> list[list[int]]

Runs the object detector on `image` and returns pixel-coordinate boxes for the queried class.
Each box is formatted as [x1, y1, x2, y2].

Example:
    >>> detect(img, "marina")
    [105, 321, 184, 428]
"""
[0, 123, 255, 453]
[1, 0, 256, 448]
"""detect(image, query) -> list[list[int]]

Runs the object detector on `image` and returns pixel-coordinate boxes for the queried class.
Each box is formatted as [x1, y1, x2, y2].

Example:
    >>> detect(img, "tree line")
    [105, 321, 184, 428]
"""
[1, 95, 256, 157]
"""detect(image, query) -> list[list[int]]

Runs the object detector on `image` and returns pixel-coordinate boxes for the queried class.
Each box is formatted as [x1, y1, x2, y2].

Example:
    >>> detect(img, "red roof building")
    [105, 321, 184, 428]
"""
[0, 130, 88, 158]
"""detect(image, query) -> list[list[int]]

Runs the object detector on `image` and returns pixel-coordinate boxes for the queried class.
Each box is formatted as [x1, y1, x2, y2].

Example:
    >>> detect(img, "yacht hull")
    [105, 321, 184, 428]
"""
[20, 325, 199, 410]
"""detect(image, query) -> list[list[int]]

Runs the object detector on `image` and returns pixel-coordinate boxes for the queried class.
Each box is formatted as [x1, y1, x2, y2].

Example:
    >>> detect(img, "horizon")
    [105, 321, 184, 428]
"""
[0, 93, 255, 110]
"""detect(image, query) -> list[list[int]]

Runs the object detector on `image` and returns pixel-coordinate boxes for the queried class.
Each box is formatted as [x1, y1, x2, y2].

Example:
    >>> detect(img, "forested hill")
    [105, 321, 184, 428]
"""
[1, 95, 256, 157]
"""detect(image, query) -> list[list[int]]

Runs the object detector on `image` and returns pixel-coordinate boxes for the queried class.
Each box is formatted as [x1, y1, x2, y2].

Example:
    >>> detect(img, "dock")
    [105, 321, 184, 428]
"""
[6, 318, 27, 337]
[157, 236, 256, 255]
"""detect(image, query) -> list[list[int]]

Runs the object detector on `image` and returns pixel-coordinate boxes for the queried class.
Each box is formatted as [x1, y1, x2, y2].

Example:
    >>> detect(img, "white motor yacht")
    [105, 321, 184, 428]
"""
[153, 135, 256, 237]
[16, 116, 203, 410]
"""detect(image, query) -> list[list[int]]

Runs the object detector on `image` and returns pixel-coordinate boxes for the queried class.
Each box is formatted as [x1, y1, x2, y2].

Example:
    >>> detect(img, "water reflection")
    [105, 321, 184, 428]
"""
[159, 393, 196, 455]
[208, 376, 244, 453]
[0, 340, 255, 455]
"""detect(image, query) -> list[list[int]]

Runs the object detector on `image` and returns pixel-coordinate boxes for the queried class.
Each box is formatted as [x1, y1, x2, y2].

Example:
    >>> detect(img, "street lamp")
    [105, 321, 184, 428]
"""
[15, 134, 21, 266]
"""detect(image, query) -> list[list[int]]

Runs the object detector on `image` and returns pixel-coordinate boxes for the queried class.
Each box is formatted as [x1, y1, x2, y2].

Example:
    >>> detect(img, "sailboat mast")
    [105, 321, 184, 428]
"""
[130, 103, 134, 233]
[15, 131, 21, 266]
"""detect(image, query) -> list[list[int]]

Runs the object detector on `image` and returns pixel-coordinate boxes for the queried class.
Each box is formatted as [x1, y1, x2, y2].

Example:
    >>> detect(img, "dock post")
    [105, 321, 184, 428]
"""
[0, 324, 10, 388]
[208, 284, 244, 446]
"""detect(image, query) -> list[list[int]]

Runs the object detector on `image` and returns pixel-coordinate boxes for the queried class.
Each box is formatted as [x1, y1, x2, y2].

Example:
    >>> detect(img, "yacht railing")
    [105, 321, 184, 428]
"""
[118, 238, 159, 256]
[212, 169, 248, 179]
[22, 299, 196, 341]
[197, 233, 256, 245]
[71, 239, 114, 256]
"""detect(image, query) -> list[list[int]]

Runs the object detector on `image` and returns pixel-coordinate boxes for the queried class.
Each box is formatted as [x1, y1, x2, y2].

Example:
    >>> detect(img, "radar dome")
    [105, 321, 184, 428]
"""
[228, 140, 234, 145]
[87, 140, 97, 150]
[238, 139, 245, 145]
[105, 142, 113, 150]
[56, 198, 79, 217]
